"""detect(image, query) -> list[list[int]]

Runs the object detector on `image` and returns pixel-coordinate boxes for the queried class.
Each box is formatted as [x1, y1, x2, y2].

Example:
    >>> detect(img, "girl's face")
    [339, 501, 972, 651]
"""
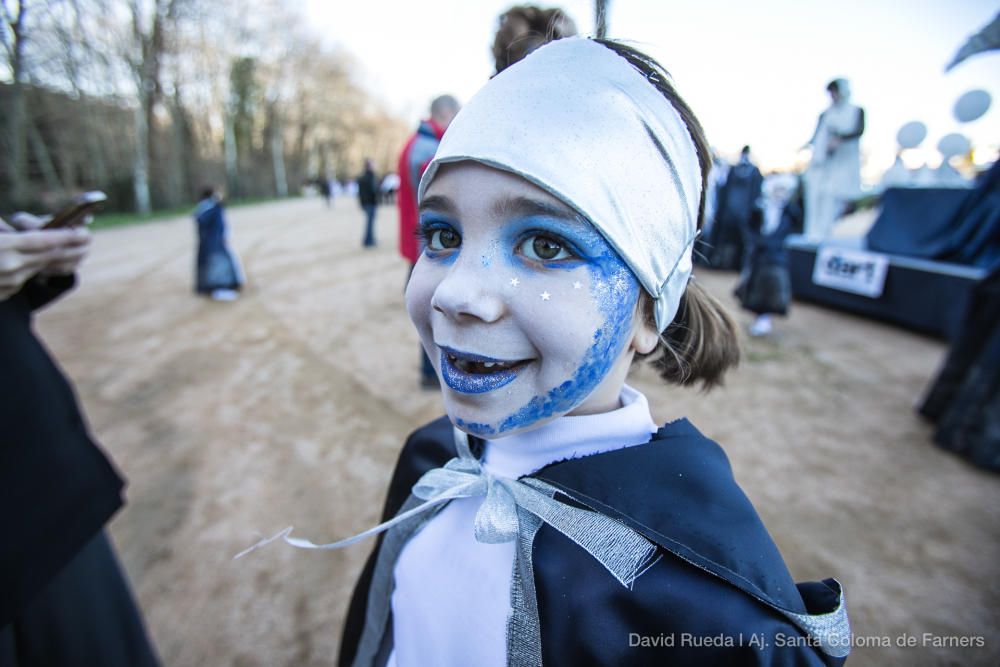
[406, 162, 658, 439]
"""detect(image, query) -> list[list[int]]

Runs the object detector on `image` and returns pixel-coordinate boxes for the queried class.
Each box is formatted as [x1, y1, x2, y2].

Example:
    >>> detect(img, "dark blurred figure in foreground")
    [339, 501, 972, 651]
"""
[920, 260, 1000, 470]
[491, 4, 577, 75]
[398, 94, 460, 388]
[194, 186, 244, 301]
[358, 159, 379, 248]
[0, 214, 160, 666]
[920, 160, 1000, 469]
[707, 145, 763, 270]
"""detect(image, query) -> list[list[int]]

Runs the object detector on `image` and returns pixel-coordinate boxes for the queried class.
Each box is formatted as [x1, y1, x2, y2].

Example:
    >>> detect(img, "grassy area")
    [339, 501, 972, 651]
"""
[91, 195, 299, 230]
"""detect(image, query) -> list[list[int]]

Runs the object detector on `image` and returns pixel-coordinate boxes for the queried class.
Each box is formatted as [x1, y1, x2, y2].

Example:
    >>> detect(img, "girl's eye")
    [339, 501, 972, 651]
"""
[428, 228, 461, 251]
[520, 234, 573, 262]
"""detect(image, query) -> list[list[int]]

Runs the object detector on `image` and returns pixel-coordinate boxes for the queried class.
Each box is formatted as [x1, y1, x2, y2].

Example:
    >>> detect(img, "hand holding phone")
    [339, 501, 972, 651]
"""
[42, 191, 107, 230]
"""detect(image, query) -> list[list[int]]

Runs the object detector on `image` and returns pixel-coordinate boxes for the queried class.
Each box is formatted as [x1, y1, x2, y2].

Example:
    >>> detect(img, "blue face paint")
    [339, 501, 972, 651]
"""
[417, 214, 462, 266]
[502, 216, 607, 269]
[502, 271, 636, 433]
[408, 173, 644, 440]
[465, 232, 639, 437]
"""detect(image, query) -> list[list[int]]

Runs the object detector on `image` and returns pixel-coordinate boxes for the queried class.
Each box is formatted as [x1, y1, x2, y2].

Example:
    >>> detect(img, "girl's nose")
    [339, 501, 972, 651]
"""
[431, 262, 505, 323]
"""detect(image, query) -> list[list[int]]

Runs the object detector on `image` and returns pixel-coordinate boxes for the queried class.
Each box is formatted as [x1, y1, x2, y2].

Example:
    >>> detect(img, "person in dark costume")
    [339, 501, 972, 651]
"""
[193, 186, 243, 301]
[0, 214, 160, 666]
[318, 178, 333, 207]
[240, 38, 850, 666]
[707, 145, 763, 270]
[734, 174, 802, 336]
[358, 159, 379, 248]
[937, 158, 1000, 268]
[919, 257, 1000, 470]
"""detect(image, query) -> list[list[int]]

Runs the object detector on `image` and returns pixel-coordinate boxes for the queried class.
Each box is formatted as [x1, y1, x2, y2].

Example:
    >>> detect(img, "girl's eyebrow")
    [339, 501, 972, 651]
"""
[419, 194, 456, 216]
[493, 195, 580, 223]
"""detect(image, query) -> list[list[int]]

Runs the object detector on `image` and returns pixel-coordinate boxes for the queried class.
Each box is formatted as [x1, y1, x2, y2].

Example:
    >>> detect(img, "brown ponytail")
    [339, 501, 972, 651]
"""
[594, 39, 741, 388]
[638, 282, 740, 390]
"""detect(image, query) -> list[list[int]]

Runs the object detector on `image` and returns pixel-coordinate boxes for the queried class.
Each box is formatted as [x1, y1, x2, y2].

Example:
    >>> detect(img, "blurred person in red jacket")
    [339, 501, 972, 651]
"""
[398, 95, 460, 388]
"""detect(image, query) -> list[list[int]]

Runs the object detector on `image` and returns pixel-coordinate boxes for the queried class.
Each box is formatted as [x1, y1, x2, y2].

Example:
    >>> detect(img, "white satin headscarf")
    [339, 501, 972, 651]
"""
[418, 37, 702, 332]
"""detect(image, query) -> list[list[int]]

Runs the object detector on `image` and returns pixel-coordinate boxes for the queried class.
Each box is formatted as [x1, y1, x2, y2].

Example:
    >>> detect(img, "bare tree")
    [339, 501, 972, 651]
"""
[1, 0, 30, 205]
[595, 0, 610, 39]
[2, 0, 414, 211]
[124, 0, 185, 213]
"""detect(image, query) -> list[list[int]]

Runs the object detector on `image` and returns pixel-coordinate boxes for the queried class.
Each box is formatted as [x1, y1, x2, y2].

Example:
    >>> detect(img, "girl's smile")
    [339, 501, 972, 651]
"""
[406, 162, 658, 439]
[438, 345, 532, 394]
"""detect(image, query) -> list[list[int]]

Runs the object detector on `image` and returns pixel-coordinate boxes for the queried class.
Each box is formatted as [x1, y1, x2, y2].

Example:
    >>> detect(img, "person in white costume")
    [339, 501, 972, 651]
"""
[804, 78, 865, 241]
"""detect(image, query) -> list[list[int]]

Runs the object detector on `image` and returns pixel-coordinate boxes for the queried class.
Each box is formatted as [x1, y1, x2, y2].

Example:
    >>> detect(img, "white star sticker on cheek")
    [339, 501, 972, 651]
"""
[509, 278, 520, 287]
[572, 281, 582, 290]
[540, 291, 551, 301]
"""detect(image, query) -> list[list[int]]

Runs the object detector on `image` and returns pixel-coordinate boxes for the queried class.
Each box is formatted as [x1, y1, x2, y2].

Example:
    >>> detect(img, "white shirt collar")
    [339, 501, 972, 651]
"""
[481, 384, 658, 479]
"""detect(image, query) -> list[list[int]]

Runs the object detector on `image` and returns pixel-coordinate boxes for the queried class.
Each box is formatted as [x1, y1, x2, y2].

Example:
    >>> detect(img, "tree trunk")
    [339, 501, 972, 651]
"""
[132, 103, 152, 214]
[85, 100, 110, 188]
[27, 115, 65, 193]
[168, 93, 190, 206]
[594, 0, 610, 39]
[6, 80, 28, 205]
[271, 126, 288, 198]
[4, 3, 28, 205]
[223, 113, 239, 197]
[67, 1, 109, 189]
[266, 105, 287, 198]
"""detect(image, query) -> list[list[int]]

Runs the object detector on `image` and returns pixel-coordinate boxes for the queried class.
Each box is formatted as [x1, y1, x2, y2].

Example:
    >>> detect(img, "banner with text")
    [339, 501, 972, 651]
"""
[812, 246, 890, 298]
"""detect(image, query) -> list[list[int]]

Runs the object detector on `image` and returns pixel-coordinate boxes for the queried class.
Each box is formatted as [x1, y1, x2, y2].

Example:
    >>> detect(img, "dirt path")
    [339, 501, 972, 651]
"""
[35, 197, 999, 666]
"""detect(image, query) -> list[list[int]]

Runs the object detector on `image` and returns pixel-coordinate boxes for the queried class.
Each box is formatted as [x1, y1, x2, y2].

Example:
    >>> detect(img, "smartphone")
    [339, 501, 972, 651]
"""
[42, 191, 107, 229]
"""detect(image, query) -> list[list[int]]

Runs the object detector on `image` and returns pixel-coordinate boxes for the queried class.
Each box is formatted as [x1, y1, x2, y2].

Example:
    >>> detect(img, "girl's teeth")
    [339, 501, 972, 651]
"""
[484, 362, 496, 368]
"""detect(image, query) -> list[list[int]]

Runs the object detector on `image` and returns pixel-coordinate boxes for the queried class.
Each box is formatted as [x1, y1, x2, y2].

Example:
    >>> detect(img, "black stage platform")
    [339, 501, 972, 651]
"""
[787, 235, 987, 340]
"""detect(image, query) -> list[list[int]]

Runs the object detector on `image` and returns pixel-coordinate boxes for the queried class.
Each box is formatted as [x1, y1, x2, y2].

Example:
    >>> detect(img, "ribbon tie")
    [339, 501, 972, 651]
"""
[236, 428, 657, 589]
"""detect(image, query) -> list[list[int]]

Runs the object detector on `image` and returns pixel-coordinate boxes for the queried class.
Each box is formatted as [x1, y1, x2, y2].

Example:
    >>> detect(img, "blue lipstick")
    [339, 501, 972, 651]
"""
[439, 346, 526, 394]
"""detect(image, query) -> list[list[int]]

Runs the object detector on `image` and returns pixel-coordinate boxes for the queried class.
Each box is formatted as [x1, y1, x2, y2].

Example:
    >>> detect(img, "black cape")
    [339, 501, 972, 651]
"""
[920, 259, 1000, 469]
[1, 277, 125, 627]
[339, 417, 848, 666]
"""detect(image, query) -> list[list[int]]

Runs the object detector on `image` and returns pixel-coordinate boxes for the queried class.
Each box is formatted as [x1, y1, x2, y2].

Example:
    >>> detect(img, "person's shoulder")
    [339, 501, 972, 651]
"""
[535, 542, 846, 666]
[534, 418, 806, 611]
[533, 420, 850, 665]
[410, 129, 441, 160]
[194, 198, 219, 219]
[537, 417, 736, 496]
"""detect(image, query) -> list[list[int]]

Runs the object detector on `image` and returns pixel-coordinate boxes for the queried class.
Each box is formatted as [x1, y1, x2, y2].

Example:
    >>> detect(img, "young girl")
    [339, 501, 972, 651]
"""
[248, 37, 850, 666]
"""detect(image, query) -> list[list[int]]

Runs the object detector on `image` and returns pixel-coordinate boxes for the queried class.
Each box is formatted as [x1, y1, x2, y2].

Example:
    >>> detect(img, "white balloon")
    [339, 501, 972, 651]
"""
[938, 133, 971, 158]
[953, 89, 991, 123]
[896, 121, 927, 149]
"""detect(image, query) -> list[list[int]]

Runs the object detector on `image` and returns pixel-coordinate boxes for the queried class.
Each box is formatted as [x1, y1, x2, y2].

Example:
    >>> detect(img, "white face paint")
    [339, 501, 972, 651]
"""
[406, 162, 654, 439]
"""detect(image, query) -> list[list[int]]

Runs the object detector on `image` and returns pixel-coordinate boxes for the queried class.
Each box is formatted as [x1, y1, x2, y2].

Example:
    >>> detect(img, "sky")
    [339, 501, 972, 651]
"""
[305, 0, 999, 183]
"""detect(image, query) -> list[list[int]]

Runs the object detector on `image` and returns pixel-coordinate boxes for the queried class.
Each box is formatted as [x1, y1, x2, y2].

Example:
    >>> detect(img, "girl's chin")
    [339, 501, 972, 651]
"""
[445, 401, 564, 440]
[450, 419, 535, 440]
[445, 405, 507, 439]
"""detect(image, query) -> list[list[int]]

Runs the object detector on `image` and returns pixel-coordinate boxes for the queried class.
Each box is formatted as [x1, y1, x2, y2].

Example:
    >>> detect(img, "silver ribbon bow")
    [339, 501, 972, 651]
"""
[236, 428, 657, 590]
